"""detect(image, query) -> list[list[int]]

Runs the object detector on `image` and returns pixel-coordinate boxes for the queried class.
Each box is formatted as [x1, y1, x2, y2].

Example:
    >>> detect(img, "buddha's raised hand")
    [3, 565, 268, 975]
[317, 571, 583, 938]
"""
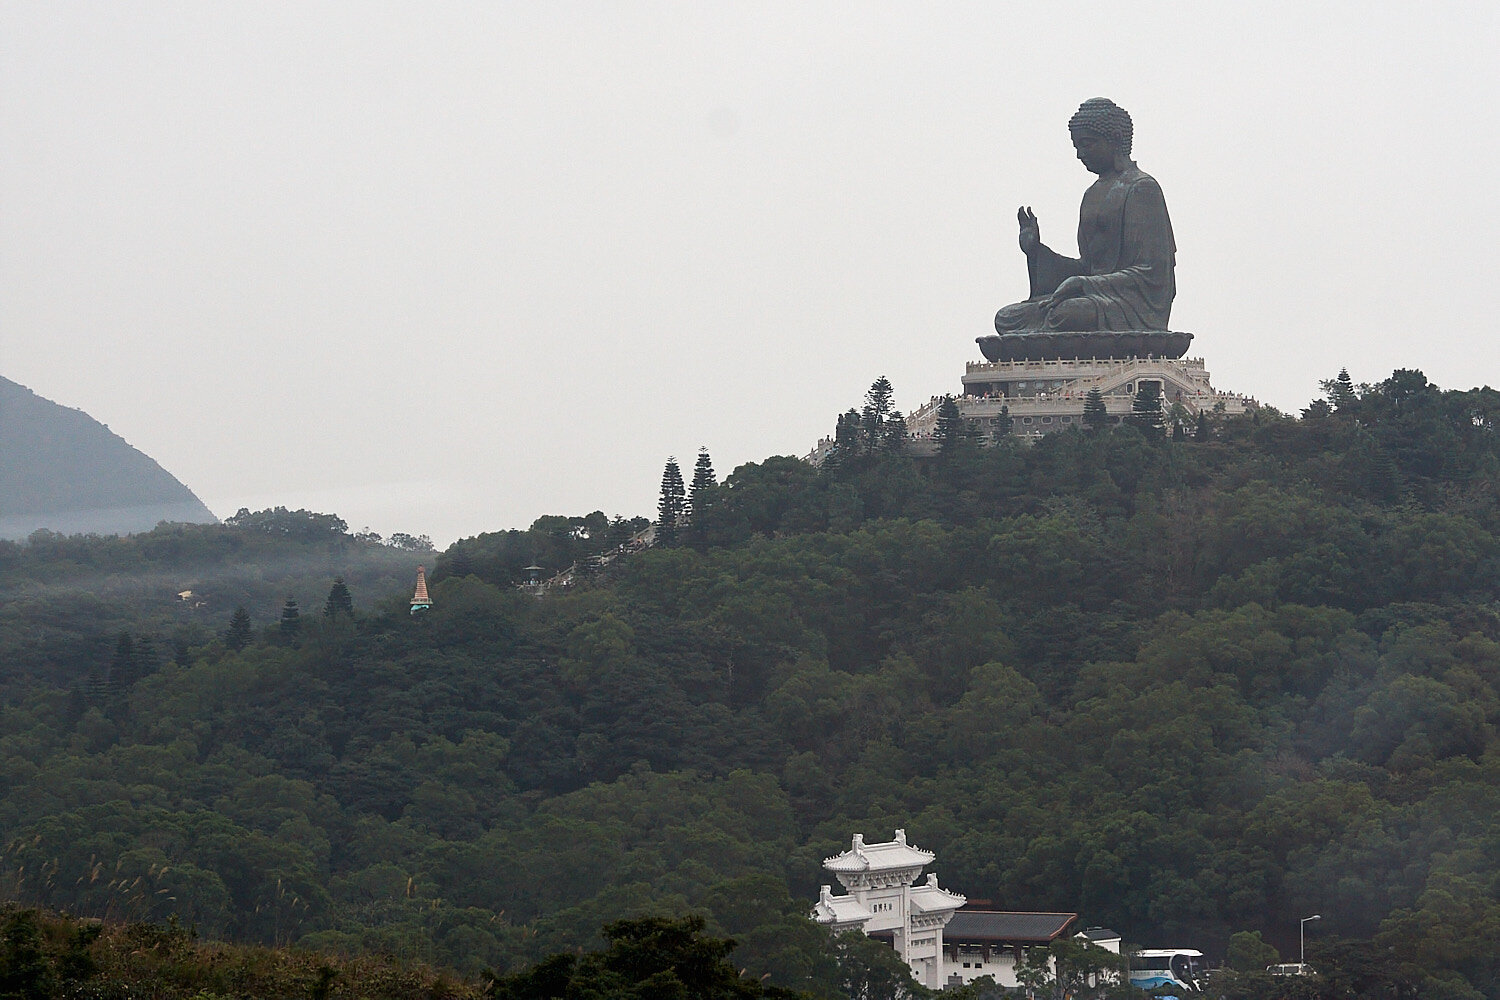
[1017, 206, 1040, 255]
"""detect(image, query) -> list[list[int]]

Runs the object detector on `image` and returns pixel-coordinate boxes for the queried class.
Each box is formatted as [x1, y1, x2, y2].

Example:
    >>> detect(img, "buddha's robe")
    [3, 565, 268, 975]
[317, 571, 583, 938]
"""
[994, 164, 1175, 333]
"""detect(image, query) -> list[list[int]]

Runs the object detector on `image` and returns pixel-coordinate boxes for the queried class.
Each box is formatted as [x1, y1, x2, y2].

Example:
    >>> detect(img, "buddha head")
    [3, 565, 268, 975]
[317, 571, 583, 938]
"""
[1068, 97, 1133, 174]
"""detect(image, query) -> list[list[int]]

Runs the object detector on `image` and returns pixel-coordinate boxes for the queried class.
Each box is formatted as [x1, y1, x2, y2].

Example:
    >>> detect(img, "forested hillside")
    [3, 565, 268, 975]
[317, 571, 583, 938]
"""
[3, 369, 1500, 998]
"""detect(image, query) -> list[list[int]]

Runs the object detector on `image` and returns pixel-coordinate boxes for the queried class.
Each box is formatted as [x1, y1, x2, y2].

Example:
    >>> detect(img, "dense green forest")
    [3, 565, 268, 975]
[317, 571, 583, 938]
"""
[4, 368, 1500, 998]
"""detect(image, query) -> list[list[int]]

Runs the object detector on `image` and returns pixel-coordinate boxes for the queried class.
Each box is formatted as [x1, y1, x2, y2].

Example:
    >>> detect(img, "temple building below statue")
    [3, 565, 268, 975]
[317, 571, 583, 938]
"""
[903, 354, 1255, 446]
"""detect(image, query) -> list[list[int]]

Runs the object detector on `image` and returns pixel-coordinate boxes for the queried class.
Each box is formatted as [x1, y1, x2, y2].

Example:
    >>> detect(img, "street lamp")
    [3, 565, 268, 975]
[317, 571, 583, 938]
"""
[1300, 914, 1322, 965]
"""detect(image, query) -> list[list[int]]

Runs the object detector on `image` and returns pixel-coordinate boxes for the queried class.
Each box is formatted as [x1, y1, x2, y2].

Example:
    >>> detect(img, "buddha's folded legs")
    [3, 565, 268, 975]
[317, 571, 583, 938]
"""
[994, 295, 1101, 333]
[994, 299, 1046, 332]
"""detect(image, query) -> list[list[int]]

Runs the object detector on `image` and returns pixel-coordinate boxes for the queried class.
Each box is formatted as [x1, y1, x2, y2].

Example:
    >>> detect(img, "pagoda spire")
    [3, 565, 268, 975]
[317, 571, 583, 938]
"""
[410, 565, 432, 614]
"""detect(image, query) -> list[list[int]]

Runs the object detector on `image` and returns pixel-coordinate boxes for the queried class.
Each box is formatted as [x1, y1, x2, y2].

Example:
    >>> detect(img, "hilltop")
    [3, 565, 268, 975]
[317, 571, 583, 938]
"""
[2, 368, 1500, 999]
[0, 375, 216, 539]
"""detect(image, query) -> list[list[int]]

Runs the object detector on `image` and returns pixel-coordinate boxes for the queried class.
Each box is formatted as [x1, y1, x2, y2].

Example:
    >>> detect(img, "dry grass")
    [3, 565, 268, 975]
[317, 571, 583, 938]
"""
[2, 905, 483, 1000]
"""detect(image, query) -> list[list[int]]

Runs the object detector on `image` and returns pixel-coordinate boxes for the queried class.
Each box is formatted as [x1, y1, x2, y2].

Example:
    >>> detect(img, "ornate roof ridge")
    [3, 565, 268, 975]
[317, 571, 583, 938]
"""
[821, 828, 935, 871]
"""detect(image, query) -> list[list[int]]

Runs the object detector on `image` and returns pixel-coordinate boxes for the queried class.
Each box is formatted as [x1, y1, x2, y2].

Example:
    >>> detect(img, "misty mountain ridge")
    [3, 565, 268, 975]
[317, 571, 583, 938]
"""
[0, 374, 216, 539]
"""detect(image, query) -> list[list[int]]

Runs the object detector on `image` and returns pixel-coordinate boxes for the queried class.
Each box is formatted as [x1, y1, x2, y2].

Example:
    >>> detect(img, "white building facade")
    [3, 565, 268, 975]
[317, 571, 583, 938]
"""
[811, 830, 966, 989]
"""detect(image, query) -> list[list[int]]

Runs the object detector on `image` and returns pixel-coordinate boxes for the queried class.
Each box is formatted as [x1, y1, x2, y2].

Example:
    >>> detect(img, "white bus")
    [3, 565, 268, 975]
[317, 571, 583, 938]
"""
[1129, 949, 1204, 993]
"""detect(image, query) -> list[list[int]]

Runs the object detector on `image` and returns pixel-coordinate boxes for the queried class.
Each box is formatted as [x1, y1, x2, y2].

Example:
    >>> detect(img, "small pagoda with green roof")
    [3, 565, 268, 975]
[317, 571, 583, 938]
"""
[410, 565, 432, 614]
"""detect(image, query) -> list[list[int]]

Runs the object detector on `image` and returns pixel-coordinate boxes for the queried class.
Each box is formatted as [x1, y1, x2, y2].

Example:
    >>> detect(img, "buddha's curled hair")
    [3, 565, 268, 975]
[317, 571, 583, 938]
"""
[1068, 98, 1133, 157]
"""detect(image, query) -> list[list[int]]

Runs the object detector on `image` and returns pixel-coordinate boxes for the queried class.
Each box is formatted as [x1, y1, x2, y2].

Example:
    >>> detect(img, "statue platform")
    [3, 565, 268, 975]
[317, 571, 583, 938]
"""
[804, 353, 1256, 465]
[976, 330, 1193, 363]
[903, 354, 1255, 450]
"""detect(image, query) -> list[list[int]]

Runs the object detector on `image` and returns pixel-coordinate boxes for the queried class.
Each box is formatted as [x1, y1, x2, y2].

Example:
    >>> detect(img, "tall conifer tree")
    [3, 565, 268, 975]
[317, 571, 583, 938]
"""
[687, 448, 717, 523]
[656, 457, 685, 546]
[279, 597, 301, 637]
[108, 632, 137, 692]
[1129, 382, 1165, 436]
[862, 376, 894, 447]
[834, 408, 864, 461]
[1083, 388, 1109, 430]
[882, 410, 908, 452]
[936, 395, 965, 454]
[1332, 368, 1357, 411]
[324, 578, 354, 619]
[225, 608, 253, 651]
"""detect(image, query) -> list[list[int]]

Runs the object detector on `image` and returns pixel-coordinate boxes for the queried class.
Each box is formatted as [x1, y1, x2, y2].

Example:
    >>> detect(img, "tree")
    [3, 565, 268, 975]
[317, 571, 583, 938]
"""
[828, 929, 923, 1000]
[226, 506, 349, 540]
[107, 632, 138, 692]
[1128, 381, 1165, 436]
[1196, 409, 1211, 441]
[882, 410, 908, 452]
[862, 376, 895, 446]
[0, 910, 59, 1000]
[1083, 388, 1109, 431]
[323, 578, 354, 619]
[1302, 398, 1333, 419]
[832, 408, 864, 463]
[689, 448, 717, 521]
[685, 449, 720, 548]
[1227, 931, 1280, 973]
[487, 915, 814, 1000]
[1331, 367, 1357, 411]
[225, 607, 253, 651]
[864, 376, 894, 423]
[279, 597, 301, 637]
[657, 457, 686, 546]
[937, 395, 965, 455]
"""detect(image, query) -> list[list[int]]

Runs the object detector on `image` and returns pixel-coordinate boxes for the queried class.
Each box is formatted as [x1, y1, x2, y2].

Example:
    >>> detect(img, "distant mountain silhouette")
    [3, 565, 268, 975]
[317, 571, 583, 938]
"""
[0, 375, 217, 539]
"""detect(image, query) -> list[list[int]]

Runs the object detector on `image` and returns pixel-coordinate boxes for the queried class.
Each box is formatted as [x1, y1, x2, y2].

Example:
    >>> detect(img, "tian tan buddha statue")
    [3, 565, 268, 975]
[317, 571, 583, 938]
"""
[977, 98, 1191, 363]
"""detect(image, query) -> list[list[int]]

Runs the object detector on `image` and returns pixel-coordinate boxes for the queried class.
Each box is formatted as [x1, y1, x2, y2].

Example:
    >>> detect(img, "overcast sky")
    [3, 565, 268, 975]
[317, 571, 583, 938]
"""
[4, 2, 1499, 545]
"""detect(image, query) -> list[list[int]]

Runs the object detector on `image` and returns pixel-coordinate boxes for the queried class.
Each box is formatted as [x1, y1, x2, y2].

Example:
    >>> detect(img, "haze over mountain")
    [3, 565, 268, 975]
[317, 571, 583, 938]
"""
[0, 375, 216, 539]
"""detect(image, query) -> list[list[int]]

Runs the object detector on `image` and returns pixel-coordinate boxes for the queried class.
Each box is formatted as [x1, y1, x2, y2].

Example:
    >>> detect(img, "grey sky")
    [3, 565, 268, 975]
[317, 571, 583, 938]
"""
[4, 2, 1498, 545]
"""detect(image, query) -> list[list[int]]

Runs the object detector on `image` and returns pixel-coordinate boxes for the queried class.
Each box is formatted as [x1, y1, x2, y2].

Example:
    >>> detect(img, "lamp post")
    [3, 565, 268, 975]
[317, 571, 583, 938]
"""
[1300, 914, 1322, 965]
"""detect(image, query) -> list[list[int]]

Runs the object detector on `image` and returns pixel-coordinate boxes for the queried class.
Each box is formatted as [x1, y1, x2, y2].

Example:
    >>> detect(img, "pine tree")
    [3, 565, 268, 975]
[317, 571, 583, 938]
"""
[936, 395, 965, 455]
[862, 376, 895, 447]
[1367, 447, 1401, 502]
[1128, 381, 1165, 437]
[1196, 410, 1210, 441]
[1083, 388, 1109, 430]
[279, 597, 301, 637]
[688, 448, 716, 512]
[882, 410, 908, 452]
[226, 607, 253, 651]
[833, 408, 864, 461]
[656, 457, 685, 546]
[133, 634, 157, 678]
[324, 578, 354, 619]
[1302, 398, 1333, 419]
[1332, 368, 1356, 411]
[864, 376, 894, 422]
[85, 667, 110, 703]
[107, 631, 137, 693]
[683, 449, 720, 548]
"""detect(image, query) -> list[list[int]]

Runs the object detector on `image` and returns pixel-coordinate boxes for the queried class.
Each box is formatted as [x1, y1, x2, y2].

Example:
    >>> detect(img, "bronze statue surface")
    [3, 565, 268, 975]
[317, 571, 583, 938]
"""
[977, 98, 1190, 363]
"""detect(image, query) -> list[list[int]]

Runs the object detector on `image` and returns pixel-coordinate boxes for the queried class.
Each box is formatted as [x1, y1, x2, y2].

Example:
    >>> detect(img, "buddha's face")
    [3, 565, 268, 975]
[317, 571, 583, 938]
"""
[1071, 129, 1119, 174]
